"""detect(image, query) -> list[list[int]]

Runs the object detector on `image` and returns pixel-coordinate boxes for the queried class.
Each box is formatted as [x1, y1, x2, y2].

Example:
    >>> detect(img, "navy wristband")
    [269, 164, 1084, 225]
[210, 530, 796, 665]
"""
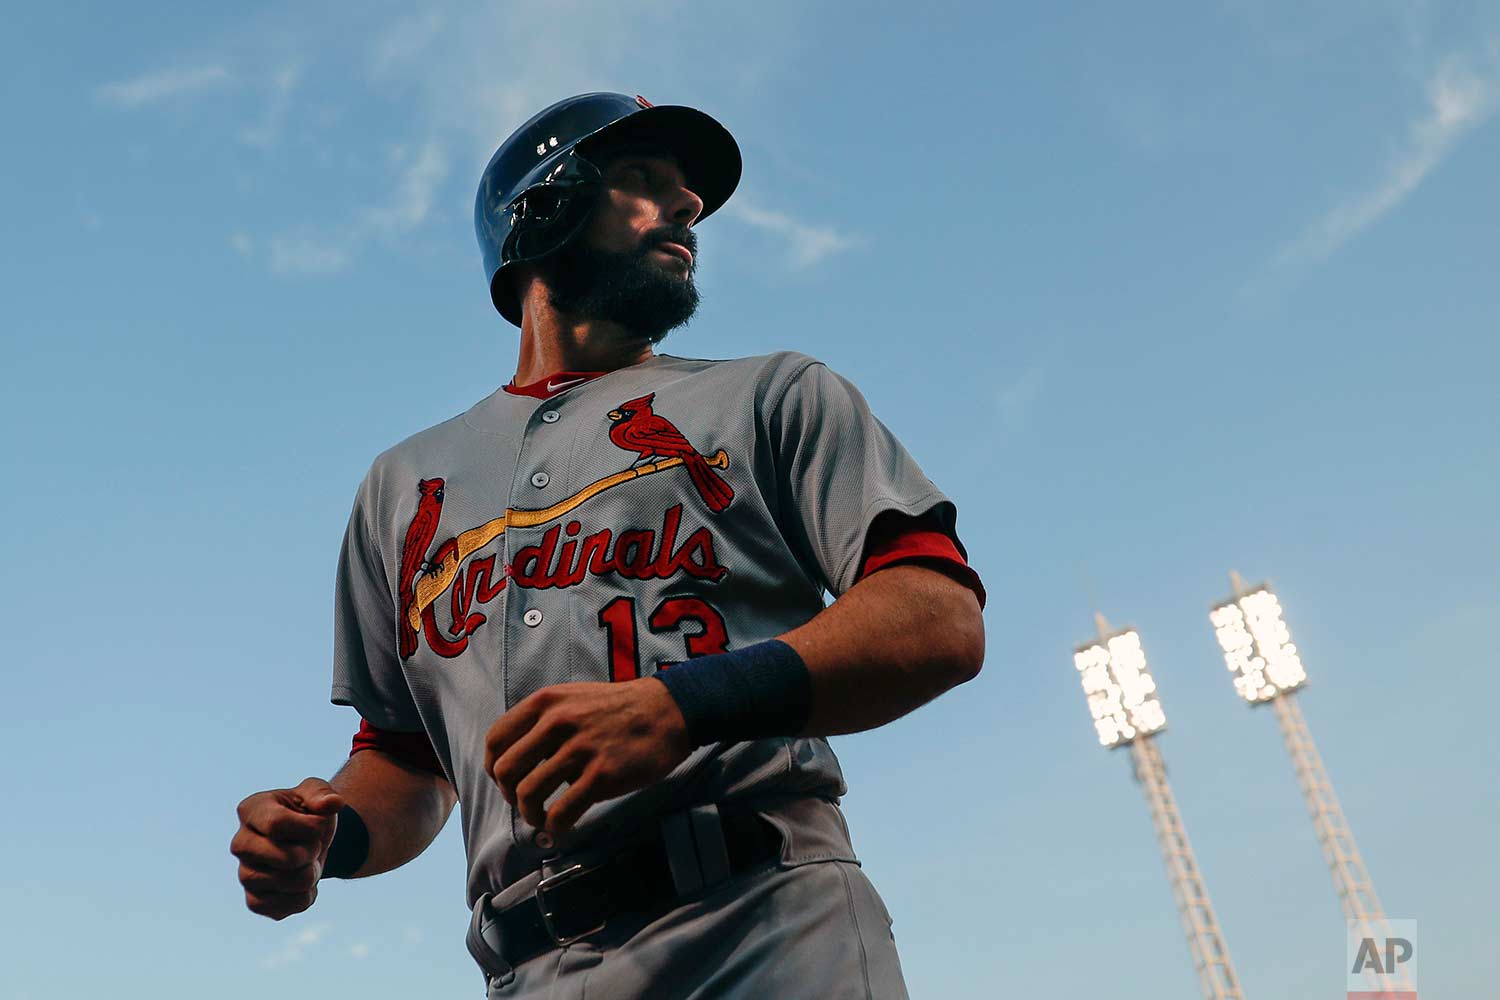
[652, 639, 812, 746]
[320, 804, 369, 880]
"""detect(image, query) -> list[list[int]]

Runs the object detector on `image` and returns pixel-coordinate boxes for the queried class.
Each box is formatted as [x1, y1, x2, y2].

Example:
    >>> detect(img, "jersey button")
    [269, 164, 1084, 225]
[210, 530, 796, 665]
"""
[532, 830, 555, 850]
[540, 410, 561, 424]
[523, 608, 544, 627]
[530, 471, 550, 488]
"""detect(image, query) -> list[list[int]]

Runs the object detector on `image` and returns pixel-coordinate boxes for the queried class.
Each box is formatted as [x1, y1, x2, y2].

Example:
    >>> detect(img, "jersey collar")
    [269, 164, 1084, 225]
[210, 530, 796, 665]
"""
[504, 371, 607, 399]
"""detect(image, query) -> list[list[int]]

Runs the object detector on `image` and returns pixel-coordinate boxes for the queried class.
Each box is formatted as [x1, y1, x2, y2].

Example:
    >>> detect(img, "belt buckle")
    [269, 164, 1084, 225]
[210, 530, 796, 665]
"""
[535, 862, 607, 946]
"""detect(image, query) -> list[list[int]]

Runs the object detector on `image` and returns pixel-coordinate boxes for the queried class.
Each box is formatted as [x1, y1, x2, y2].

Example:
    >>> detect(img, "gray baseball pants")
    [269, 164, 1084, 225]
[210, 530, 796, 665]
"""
[474, 797, 910, 999]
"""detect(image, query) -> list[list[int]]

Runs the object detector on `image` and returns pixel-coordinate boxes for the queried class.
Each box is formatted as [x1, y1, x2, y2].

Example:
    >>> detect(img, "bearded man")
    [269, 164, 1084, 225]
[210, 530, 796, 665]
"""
[232, 92, 986, 999]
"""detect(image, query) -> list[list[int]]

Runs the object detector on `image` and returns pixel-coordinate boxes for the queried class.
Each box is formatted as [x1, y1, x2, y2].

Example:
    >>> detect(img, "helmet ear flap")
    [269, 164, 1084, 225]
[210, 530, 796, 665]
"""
[501, 180, 599, 264]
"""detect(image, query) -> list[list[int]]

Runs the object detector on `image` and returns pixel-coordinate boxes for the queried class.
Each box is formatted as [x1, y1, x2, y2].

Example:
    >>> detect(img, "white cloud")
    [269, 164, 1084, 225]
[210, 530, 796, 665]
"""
[258, 137, 447, 273]
[76, 193, 103, 231]
[349, 942, 371, 959]
[230, 231, 253, 256]
[995, 364, 1044, 437]
[362, 140, 449, 234]
[370, 10, 448, 78]
[1272, 62, 1496, 271]
[269, 234, 352, 275]
[96, 65, 232, 108]
[261, 922, 331, 968]
[239, 65, 302, 148]
[726, 203, 863, 269]
[131, 4, 810, 280]
[350, 0, 794, 171]
[403, 925, 425, 944]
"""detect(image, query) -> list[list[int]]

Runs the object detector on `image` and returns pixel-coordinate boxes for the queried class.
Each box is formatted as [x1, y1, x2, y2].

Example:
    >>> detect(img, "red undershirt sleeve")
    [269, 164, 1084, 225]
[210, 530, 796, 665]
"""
[855, 509, 987, 609]
[350, 718, 447, 779]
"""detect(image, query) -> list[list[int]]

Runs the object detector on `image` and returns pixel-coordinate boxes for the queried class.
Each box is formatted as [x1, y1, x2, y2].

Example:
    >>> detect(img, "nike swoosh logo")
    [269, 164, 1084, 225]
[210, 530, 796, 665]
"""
[546, 377, 587, 393]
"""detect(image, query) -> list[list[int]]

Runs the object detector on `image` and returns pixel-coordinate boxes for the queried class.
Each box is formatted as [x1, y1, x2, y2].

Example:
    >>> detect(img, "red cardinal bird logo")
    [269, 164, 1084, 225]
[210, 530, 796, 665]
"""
[397, 478, 445, 659]
[608, 393, 734, 513]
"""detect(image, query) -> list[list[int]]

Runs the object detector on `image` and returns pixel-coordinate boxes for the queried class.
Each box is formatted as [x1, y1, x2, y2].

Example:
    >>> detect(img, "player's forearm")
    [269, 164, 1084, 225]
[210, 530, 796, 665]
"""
[328, 749, 458, 877]
[780, 564, 985, 736]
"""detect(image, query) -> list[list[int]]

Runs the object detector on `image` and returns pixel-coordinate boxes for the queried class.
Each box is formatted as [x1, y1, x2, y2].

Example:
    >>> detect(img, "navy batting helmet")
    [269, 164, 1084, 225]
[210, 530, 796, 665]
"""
[474, 92, 741, 326]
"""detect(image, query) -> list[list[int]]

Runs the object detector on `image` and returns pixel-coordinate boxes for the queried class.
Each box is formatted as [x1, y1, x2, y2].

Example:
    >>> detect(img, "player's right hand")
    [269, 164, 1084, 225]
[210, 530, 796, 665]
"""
[231, 777, 345, 920]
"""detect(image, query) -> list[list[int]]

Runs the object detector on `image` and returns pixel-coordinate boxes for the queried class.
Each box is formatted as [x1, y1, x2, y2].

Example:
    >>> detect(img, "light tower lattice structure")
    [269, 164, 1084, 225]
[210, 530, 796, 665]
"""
[1074, 614, 1245, 1000]
[1209, 573, 1409, 995]
[1208, 573, 1389, 924]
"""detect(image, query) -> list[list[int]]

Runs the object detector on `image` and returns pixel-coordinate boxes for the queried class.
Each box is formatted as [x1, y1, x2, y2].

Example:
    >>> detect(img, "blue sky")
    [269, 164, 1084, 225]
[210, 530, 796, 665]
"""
[3, 2, 1498, 997]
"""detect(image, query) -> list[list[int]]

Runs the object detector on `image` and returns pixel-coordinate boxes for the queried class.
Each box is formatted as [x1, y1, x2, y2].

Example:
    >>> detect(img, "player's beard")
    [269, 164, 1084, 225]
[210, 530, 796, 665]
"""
[543, 226, 700, 344]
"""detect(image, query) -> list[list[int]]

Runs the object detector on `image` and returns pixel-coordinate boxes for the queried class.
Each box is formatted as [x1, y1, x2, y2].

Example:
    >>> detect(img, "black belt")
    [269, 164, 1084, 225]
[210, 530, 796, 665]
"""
[472, 806, 782, 976]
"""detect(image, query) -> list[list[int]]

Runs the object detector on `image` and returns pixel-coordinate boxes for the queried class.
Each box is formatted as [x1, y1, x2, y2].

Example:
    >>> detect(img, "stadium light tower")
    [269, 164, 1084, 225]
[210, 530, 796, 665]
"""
[1074, 614, 1246, 1000]
[1208, 572, 1389, 924]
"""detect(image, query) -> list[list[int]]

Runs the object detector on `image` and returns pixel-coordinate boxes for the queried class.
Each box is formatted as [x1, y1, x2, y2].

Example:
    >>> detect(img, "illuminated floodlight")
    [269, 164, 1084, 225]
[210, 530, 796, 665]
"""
[1073, 627, 1167, 748]
[1069, 621, 1247, 997]
[1210, 581, 1307, 703]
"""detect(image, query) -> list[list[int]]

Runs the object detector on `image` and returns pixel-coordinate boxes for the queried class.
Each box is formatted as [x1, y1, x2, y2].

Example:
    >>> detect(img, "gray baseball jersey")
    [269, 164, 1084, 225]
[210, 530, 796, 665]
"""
[330, 349, 961, 909]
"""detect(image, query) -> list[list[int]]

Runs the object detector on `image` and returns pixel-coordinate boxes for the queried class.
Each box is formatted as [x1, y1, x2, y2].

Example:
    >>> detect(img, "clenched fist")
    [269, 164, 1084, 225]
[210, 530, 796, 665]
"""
[232, 777, 344, 920]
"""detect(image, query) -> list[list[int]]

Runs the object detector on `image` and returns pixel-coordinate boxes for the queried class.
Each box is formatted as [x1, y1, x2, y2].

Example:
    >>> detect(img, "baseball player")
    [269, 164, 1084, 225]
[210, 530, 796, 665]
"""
[231, 92, 986, 999]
